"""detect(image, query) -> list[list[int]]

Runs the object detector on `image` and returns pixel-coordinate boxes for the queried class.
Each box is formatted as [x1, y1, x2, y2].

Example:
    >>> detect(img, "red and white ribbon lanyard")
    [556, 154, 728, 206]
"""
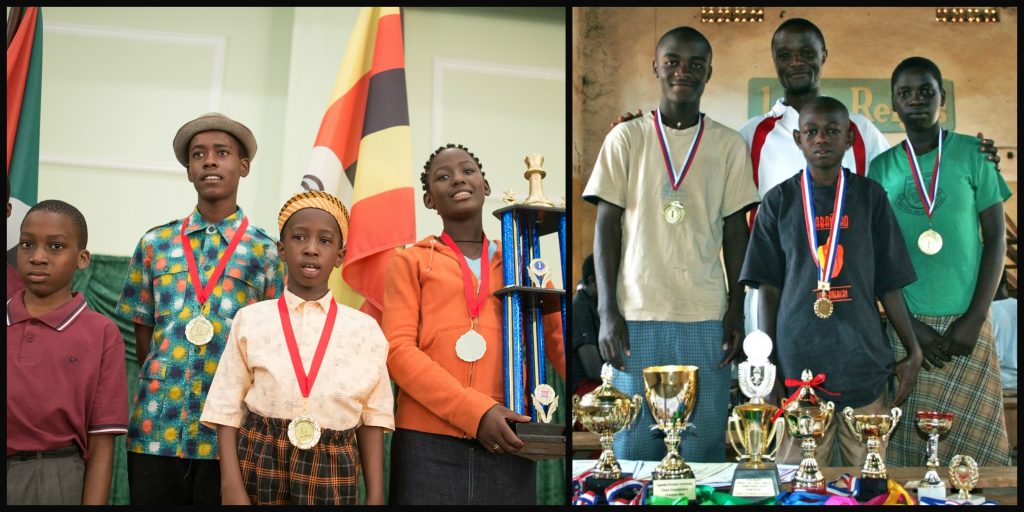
[179, 215, 249, 308]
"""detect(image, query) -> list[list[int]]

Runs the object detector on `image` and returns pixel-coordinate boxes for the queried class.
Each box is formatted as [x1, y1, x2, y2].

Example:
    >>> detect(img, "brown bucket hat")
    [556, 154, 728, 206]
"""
[172, 112, 257, 167]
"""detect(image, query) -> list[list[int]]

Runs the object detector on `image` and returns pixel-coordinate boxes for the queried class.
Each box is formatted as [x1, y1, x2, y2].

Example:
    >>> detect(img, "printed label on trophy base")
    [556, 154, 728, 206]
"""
[730, 467, 781, 498]
[916, 482, 947, 501]
[584, 474, 631, 504]
[858, 477, 889, 501]
[652, 478, 696, 500]
[510, 421, 565, 461]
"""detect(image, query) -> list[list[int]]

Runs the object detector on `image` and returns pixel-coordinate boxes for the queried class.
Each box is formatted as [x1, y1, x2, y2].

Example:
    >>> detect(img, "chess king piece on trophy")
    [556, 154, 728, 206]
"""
[493, 153, 567, 461]
[572, 364, 643, 500]
[841, 406, 902, 500]
[728, 331, 782, 499]
[914, 411, 954, 500]
[781, 369, 835, 493]
[643, 365, 699, 500]
[947, 454, 984, 504]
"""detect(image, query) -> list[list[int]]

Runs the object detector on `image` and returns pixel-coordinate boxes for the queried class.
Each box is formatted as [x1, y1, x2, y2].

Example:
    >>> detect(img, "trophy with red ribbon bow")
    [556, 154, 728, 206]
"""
[493, 154, 567, 460]
[780, 369, 836, 493]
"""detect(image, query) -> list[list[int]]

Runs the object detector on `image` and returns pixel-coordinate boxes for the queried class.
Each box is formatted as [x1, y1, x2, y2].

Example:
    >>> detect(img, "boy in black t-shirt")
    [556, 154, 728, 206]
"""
[739, 96, 923, 467]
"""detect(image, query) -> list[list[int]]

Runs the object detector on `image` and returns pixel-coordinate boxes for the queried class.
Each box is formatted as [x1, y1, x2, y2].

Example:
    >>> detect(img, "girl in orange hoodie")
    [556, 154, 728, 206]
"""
[383, 144, 565, 505]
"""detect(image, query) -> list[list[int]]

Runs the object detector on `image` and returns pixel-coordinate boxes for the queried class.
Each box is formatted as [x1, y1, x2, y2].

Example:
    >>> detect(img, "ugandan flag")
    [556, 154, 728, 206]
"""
[302, 7, 415, 322]
[6, 7, 42, 256]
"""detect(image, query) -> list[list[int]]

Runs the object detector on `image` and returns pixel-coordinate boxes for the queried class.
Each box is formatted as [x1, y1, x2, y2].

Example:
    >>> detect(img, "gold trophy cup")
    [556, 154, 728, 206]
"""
[642, 365, 698, 499]
[728, 331, 782, 498]
[572, 364, 643, 492]
[842, 406, 902, 500]
[781, 369, 835, 493]
[915, 411, 954, 501]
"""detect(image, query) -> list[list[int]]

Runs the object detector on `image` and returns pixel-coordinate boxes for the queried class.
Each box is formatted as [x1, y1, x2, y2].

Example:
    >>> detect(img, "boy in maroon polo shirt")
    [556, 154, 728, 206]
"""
[6, 200, 129, 505]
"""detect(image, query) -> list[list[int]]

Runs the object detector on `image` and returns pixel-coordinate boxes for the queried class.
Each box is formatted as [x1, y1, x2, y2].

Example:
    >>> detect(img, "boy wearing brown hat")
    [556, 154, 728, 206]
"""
[116, 113, 285, 505]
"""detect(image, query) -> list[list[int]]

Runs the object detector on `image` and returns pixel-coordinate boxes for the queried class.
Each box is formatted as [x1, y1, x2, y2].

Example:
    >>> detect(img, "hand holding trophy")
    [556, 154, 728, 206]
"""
[728, 331, 782, 498]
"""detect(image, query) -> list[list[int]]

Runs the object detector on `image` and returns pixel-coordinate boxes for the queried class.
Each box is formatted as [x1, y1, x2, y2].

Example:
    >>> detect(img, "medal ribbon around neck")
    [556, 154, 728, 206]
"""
[440, 232, 489, 322]
[800, 167, 848, 290]
[278, 294, 338, 398]
[902, 129, 943, 221]
[180, 215, 249, 307]
[654, 109, 705, 191]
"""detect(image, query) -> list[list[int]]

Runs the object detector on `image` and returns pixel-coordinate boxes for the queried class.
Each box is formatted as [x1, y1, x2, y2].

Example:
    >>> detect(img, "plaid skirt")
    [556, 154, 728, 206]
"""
[885, 313, 1010, 467]
[238, 412, 361, 505]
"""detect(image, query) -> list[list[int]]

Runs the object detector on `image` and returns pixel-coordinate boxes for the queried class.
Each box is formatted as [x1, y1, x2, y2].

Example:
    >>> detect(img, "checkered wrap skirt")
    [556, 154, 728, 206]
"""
[611, 320, 731, 463]
[885, 313, 1010, 467]
[238, 412, 361, 505]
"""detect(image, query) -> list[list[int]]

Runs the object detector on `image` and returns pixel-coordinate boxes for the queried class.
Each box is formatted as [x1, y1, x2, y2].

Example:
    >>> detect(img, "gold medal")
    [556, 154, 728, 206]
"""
[456, 329, 487, 363]
[918, 229, 943, 255]
[664, 201, 686, 224]
[185, 315, 214, 345]
[287, 413, 322, 450]
[813, 296, 833, 319]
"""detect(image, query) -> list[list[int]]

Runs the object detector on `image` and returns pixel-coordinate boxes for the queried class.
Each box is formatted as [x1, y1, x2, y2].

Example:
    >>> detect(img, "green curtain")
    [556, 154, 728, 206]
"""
[70, 255, 564, 505]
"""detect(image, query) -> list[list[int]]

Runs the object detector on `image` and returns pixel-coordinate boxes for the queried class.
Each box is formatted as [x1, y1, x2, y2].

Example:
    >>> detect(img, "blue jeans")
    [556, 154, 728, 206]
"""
[389, 428, 536, 505]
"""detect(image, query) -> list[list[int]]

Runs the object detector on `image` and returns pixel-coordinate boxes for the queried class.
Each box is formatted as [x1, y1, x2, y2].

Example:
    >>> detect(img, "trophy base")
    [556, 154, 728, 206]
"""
[946, 493, 986, 505]
[510, 422, 565, 461]
[582, 473, 631, 504]
[652, 477, 696, 500]
[731, 465, 781, 499]
[858, 476, 888, 501]
[916, 482, 946, 501]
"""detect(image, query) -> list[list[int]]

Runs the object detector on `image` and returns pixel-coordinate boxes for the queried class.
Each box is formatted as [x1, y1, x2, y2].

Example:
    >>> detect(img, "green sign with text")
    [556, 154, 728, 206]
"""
[748, 78, 955, 133]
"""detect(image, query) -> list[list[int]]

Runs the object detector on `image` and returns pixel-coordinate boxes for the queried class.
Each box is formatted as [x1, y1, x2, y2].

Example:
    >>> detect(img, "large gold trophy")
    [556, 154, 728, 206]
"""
[841, 406, 902, 500]
[493, 154, 566, 460]
[642, 365, 698, 500]
[728, 331, 782, 498]
[915, 411, 954, 500]
[780, 369, 835, 493]
[572, 363, 643, 500]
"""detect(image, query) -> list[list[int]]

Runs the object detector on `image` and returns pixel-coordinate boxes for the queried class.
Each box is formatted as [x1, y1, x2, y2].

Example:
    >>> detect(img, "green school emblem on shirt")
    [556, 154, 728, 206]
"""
[748, 78, 956, 133]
